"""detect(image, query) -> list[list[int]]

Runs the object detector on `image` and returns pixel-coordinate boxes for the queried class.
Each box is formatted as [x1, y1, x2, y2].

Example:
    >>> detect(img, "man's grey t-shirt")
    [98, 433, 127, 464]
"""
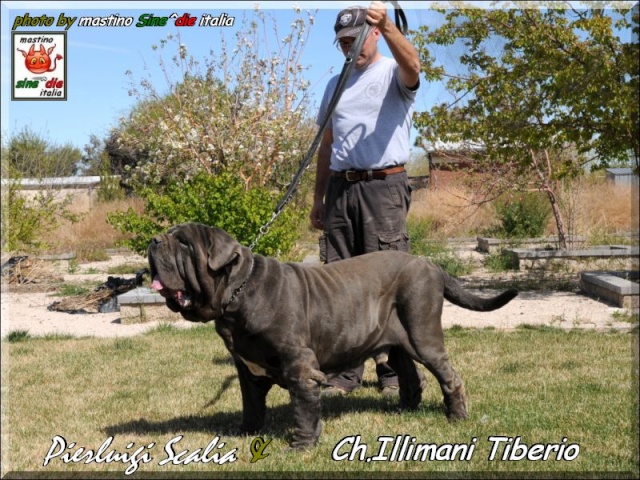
[316, 56, 417, 172]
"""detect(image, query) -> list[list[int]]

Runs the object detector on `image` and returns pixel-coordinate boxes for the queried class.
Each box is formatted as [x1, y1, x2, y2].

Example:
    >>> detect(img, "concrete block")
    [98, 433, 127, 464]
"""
[580, 271, 639, 309]
[118, 287, 183, 324]
[506, 245, 639, 270]
[476, 236, 588, 253]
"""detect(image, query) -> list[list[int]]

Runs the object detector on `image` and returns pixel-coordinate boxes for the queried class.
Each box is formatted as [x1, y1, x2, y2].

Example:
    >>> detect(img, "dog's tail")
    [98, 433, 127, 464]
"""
[443, 271, 518, 312]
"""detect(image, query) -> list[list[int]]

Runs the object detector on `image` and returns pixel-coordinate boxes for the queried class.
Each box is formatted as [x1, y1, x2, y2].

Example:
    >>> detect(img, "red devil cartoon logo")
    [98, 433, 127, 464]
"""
[17, 44, 63, 74]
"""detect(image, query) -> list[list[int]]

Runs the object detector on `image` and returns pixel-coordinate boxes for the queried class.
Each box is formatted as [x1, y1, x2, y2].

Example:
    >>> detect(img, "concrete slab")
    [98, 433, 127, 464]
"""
[476, 236, 587, 253]
[505, 245, 639, 270]
[118, 287, 165, 305]
[580, 271, 639, 309]
[117, 287, 182, 324]
[509, 245, 638, 259]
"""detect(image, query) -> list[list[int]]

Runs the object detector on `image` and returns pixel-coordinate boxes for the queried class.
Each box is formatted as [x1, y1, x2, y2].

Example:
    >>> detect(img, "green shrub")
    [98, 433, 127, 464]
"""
[483, 249, 520, 272]
[433, 251, 474, 277]
[100, 15, 317, 260]
[1, 178, 78, 253]
[5, 330, 31, 343]
[493, 192, 551, 238]
[407, 217, 473, 276]
[107, 171, 304, 258]
[407, 216, 434, 256]
[96, 158, 125, 203]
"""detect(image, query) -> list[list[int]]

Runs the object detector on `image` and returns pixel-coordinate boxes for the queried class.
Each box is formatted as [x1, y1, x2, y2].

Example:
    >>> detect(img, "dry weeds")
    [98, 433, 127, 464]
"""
[561, 177, 636, 236]
[42, 197, 145, 260]
[409, 176, 636, 240]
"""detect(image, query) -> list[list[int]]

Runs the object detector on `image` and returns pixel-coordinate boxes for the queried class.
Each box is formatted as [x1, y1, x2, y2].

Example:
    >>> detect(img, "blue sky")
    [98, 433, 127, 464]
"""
[2, 1, 450, 154]
[2, 1, 638, 156]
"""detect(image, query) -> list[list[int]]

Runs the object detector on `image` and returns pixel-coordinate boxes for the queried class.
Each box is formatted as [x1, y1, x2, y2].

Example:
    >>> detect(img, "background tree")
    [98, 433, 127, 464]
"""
[412, 3, 638, 249]
[2, 126, 83, 179]
[1, 130, 80, 252]
[109, 9, 317, 191]
[105, 7, 318, 256]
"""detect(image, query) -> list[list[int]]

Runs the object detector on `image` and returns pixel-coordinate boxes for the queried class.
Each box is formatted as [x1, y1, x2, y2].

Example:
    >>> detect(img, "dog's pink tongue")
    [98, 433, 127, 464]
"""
[150, 277, 164, 291]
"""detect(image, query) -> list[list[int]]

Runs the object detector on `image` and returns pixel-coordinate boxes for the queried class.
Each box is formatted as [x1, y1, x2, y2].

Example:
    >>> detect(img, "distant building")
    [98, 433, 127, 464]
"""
[424, 141, 485, 171]
[605, 168, 636, 186]
[421, 141, 486, 189]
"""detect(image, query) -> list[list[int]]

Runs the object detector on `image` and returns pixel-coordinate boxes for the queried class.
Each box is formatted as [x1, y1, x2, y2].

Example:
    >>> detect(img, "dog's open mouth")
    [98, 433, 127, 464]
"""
[150, 276, 194, 309]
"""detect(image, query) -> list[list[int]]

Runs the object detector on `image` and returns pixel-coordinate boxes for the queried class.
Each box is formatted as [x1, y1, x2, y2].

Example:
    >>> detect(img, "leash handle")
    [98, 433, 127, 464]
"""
[386, 0, 408, 36]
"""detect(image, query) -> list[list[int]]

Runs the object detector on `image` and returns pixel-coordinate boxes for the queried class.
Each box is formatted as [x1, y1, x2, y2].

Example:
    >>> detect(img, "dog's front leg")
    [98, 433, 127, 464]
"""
[235, 358, 274, 434]
[284, 353, 326, 449]
[388, 346, 425, 410]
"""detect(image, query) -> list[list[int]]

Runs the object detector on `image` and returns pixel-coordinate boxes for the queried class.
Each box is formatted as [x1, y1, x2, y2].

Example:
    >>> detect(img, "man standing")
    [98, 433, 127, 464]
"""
[310, 3, 422, 396]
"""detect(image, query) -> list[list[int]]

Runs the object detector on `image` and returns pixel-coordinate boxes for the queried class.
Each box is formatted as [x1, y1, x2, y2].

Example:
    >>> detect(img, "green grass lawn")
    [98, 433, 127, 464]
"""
[2, 324, 638, 478]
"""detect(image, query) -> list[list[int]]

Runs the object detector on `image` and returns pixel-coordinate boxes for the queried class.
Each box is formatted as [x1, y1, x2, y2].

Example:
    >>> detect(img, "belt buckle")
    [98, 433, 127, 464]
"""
[345, 170, 360, 182]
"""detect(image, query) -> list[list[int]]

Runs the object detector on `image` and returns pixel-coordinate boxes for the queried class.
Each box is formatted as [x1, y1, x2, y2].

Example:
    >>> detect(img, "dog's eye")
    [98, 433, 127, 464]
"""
[176, 239, 197, 259]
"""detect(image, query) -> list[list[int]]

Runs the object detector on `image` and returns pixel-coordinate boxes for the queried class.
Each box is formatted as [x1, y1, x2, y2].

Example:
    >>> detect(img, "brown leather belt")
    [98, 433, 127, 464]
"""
[332, 165, 405, 182]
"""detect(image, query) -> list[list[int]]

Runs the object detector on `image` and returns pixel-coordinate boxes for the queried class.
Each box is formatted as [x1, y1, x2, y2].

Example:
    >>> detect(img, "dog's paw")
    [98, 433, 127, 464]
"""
[287, 422, 322, 450]
[287, 439, 318, 450]
[445, 409, 469, 422]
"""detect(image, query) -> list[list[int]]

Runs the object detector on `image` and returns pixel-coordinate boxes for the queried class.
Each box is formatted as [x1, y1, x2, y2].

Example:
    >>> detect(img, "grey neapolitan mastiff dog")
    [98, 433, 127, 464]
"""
[148, 222, 517, 448]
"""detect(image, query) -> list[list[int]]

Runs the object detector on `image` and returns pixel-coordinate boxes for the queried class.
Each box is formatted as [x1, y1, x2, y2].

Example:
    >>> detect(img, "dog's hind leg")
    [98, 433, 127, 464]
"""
[398, 290, 469, 421]
[436, 363, 468, 422]
[397, 265, 469, 421]
[411, 341, 468, 421]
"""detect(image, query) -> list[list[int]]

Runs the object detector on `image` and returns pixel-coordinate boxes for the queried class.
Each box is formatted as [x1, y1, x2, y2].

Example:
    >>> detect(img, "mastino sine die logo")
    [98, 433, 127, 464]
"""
[12, 31, 67, 100]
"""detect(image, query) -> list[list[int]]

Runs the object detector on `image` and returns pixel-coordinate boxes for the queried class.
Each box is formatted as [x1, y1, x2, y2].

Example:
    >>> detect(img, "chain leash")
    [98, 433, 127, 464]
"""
[221, 257, 254, 313]
[248, 211, 280, 252]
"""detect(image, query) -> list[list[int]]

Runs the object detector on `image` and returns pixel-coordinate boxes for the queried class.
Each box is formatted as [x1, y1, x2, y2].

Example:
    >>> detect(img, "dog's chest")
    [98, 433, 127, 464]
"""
[218, 321, 281, 380]
[236, 355, 270, 377]
[234, 336, 278, 375]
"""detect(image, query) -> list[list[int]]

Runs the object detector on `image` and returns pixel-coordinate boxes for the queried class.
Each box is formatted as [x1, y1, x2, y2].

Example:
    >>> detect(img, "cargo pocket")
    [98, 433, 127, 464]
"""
[378, 232, 410, 252]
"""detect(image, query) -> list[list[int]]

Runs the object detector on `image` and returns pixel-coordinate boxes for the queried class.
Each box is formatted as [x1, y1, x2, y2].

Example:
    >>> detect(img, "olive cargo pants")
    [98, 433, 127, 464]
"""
[320, 170, 411, 391]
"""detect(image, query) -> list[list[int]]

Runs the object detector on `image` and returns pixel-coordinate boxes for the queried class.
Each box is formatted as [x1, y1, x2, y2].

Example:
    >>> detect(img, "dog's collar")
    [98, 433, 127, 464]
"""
[221, 257, 254, 314]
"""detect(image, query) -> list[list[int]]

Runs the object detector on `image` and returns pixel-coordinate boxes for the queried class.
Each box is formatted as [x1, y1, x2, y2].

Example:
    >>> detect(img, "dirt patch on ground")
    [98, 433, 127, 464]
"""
[1, 247, 637, 340]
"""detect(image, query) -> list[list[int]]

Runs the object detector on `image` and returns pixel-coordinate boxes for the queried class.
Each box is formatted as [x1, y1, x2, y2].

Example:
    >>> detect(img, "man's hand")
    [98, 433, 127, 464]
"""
[366, 1, 389, 30]
[366, 0, 420, 89]
[310, 200, 325, 230]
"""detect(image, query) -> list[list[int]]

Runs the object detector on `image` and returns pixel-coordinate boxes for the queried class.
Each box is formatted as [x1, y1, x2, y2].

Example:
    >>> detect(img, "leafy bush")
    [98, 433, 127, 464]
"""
[483, 250, 520, 272]
[1, 130, 82, 253]
[109, 10, 316, 193]
[493, 192, 551, 238]
[107, 172, 304, 258]
[1, 177, 78, 252]
[407, 217, 473, 276]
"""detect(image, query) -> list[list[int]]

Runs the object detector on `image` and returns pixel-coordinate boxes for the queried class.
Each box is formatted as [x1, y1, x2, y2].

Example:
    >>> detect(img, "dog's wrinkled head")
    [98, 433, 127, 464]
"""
[147, 223, 249, 322]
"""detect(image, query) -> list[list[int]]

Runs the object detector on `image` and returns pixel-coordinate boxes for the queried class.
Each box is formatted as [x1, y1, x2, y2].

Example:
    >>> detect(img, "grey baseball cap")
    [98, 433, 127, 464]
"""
[334, 6, 368, 42]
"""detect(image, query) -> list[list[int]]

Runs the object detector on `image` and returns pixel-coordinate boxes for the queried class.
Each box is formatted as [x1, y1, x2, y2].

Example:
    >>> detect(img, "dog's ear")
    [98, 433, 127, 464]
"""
[206, 226, 243, 272]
